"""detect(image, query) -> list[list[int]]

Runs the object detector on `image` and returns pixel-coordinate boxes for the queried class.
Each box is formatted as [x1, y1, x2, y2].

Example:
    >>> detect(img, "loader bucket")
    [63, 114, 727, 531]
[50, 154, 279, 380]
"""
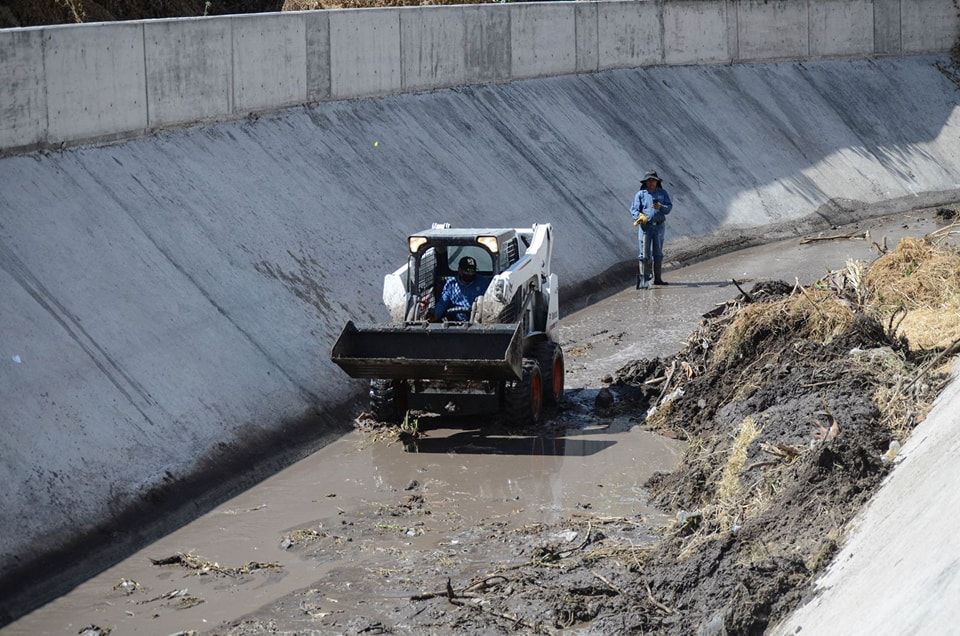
[331, 321, 523, 381]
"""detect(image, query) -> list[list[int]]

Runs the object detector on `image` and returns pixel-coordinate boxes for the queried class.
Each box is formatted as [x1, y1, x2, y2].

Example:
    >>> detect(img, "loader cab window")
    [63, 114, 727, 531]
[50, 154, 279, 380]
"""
[445, 245, 494, 276]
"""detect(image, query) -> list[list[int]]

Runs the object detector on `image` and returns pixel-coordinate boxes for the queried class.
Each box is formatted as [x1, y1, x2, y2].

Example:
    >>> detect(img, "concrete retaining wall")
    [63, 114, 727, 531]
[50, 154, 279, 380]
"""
[2, 56, 960, 615]
[1, 0, 958, 154]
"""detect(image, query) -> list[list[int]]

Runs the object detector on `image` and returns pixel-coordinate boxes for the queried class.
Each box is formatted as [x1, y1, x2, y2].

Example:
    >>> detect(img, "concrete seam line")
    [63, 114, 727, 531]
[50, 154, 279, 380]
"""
[898, 0, 903, 53]
[229, 18, 235, 115]
[142, 24, 150, 128]
[507, 3, 512, 80]
[41, 28, 49, 146]
[659, 0, 666, 65]
[398, 9, 404, 92]
[734, 0, 740, 61]
[592, 1, 598, 72]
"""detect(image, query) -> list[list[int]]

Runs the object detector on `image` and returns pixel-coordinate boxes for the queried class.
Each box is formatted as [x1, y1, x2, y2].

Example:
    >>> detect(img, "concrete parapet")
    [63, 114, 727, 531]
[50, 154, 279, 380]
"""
[901, 0, 960, 53]
[810, 0, 874, 56]
[400, 5, 466, 91]
[329, 9, 400, 98]
[43, 22, 147, 143]
[664, 0, 729, 65]
[738, 0, 809, 61]
[232, 13, 307, 113]
[598, 1, 662, 70]
[510, 3, 577, 79]
[0, 29, 45, 150]
[145, 18, 232, 127]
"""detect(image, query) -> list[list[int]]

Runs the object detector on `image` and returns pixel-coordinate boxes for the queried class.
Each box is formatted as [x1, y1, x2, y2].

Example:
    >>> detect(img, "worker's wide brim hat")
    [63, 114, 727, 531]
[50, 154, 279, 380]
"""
[642, 171, 663, 185]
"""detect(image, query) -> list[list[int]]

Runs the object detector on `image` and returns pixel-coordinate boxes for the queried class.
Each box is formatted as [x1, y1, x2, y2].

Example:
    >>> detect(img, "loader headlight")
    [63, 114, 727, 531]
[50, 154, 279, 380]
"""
[477, 236, 499, 253]
[408, 236, 428, 253]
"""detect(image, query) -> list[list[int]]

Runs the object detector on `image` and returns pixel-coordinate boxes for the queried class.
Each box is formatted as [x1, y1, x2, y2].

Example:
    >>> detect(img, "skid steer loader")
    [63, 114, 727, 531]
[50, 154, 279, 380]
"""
[331, 223, 564, 427]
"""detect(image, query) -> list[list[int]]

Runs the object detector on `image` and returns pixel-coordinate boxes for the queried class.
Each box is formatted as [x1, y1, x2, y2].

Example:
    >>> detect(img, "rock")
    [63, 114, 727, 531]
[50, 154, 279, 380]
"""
[405, 479, 420, 491]
[602, 374, 614, 384]
[594, 387, 614, 410]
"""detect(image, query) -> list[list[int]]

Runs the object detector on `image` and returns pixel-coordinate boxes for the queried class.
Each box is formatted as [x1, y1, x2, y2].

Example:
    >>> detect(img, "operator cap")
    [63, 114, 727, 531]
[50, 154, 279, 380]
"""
[459, 256, 477, 272]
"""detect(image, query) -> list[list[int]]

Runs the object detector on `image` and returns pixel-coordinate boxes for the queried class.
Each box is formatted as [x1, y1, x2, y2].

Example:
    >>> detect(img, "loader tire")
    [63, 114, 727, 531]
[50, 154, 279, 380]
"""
[370, 379, 409, 424]
[503, 358, 543, 429]
[533, 341, 565, 406]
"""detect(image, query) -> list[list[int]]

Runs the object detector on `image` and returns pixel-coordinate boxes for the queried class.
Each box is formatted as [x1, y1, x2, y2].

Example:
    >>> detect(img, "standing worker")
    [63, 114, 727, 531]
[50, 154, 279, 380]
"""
[629, 171, 673, 289]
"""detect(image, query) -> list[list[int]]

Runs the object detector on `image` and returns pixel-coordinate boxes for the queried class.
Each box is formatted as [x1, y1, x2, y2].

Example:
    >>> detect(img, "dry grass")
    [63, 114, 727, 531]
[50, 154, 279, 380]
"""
[716, 416, 761, 532]
[865, 237, 960, 350]
[713, 289, 856, 366]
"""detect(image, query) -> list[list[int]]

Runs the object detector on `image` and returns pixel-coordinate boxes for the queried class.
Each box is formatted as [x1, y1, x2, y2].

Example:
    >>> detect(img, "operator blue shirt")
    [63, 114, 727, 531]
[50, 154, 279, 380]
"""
[630, 187, 673, 226]
[434, 276, 491, 322]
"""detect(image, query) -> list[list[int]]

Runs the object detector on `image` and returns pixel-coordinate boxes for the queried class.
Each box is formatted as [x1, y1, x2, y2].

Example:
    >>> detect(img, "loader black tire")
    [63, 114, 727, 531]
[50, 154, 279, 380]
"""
[503, 358, 544, 429]
[533, 341, 565, 406]
[370, 379, 409, 424]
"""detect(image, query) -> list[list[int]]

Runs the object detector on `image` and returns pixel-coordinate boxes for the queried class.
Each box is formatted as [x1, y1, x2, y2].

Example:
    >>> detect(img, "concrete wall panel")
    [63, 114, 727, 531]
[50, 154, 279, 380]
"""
[464, 4, 511, 82]
[145, 18, 232, 127]
[598, 1, 662, 70]
[0, 29, 45, 150]
[664, 0, 729, 65]
[329, 9, 401, 98]
[43, 23, 147, 142]
[810, 0, 874, 57]
[232, 13, 306, 113]
[575, 2, 599, 73]
[902, 0, 960, 53]
[400, 6, 466, 91]
[306, 11, 331, 101]
[510, 3, 577, 79]
[738, 0, 809, 60]
[873, 0, 902, 54]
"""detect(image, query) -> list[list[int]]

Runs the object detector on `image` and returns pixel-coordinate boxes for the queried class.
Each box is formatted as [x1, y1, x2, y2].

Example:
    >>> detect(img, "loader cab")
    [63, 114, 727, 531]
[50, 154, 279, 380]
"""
[406, 229, 521, 320]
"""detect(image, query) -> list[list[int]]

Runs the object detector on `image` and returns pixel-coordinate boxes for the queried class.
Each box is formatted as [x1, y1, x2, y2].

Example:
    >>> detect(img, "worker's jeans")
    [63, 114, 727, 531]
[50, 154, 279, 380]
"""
[638, 222, 665, 264]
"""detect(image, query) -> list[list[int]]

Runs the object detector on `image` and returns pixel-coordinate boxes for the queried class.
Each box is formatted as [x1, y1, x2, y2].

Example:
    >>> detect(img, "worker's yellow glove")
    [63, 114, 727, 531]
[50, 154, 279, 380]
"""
[633, 213, 649, 226]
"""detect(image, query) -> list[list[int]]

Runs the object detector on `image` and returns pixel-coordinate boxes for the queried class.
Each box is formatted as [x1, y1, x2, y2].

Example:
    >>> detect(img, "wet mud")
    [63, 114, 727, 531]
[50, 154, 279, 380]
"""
[9, 208, 959, 636]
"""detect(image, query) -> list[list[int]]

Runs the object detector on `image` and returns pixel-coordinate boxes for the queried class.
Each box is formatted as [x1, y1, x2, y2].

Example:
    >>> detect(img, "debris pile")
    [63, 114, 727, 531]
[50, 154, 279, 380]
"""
[149, 552, 281, 577]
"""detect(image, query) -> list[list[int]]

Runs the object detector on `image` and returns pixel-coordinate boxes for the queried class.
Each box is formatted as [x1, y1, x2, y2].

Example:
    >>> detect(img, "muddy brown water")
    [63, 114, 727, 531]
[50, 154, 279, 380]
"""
[5, 210, 948, 635]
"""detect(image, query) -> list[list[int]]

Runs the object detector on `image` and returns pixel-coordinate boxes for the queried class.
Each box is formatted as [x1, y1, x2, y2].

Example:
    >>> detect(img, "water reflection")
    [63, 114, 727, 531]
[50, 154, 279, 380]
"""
[402, 430, 616, 456]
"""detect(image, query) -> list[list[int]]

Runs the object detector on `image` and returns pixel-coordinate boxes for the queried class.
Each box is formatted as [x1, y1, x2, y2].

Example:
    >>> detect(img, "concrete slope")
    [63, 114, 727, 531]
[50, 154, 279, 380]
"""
[776, 362, 960, 635]
[1, 55, 959, 604]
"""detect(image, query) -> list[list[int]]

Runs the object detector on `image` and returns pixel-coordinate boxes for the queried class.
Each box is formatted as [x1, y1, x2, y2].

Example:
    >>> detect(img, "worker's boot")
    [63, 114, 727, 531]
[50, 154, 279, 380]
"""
[638, 261, 651, 289]
[654, 261, 668, 286]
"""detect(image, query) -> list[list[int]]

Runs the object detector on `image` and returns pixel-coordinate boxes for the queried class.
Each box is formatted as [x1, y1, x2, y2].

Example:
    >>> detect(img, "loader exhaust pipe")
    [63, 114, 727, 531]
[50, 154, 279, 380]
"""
[331, 321, 524, 382]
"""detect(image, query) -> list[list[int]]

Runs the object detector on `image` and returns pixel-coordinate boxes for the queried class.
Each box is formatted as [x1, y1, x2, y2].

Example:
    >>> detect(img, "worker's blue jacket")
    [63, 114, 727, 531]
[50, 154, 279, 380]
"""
[630, 186, 673, 227]
[435, 276, 491, 321]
